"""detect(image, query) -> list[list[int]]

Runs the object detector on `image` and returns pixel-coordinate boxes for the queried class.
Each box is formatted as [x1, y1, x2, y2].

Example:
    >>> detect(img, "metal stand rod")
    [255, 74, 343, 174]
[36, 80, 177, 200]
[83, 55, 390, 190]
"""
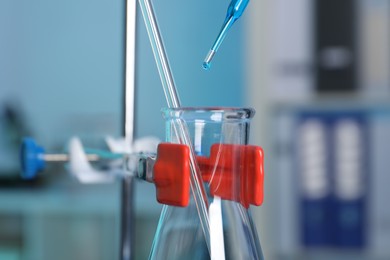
[120, 176, 135, 260]
[121, 0, 137, 259]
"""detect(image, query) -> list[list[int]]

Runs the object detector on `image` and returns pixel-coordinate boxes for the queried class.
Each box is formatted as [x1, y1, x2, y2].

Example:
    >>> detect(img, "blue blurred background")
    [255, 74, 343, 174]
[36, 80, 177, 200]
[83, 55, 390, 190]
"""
[1, 0, 390, 259]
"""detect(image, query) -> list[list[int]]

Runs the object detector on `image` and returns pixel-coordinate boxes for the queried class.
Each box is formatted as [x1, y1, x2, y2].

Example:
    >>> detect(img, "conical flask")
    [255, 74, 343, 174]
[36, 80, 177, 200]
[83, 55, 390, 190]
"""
[149, 107, 264, 260]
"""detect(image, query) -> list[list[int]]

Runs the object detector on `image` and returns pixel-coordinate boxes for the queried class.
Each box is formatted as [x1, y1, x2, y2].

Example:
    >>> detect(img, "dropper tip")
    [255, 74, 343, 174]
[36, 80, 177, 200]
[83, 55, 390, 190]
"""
[202, 61, 211, 70]
[202, 49, 216, 70]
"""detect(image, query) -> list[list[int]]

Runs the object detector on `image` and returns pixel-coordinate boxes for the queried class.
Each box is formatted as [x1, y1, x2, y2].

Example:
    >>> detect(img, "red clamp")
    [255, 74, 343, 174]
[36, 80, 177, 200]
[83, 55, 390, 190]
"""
[153, 143, 191, 207]
[204, 144, 264, 208]
[153, 143, 264, 208]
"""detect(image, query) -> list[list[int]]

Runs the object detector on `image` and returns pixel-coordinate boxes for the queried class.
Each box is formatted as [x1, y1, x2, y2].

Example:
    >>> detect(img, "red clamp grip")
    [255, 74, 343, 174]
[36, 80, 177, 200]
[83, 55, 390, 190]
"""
[153, 143, 191, 207]
[206, 144, 264, 208]
[153, 143, 264, 208]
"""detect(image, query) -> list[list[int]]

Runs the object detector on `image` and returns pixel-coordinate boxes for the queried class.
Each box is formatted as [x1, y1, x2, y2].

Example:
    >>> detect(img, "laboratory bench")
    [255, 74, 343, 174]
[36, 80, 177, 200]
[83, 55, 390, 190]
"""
[0, 174, 161, 260]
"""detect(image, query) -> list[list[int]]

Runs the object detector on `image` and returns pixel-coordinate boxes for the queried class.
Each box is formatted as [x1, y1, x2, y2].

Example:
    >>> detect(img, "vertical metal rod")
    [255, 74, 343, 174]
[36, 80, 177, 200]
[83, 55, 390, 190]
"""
[124, 0, 136, 143]
[121, 0, 137, 259]
[120, 176, 135, 260]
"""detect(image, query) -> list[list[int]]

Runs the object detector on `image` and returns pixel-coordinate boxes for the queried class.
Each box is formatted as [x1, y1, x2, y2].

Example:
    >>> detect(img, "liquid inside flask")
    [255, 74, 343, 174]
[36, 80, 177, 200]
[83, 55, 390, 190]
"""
[149, 107, 264, 260]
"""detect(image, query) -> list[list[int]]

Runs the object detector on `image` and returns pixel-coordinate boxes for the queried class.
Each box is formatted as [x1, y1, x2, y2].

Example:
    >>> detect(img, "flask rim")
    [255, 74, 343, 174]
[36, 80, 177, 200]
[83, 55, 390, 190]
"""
[161, 107, 255, 122]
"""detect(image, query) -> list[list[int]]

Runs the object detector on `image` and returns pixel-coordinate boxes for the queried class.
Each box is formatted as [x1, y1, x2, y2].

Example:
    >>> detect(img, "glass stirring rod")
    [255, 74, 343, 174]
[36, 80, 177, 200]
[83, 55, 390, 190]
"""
[203, 0, 250, 70]
[138, 0, 212, 253]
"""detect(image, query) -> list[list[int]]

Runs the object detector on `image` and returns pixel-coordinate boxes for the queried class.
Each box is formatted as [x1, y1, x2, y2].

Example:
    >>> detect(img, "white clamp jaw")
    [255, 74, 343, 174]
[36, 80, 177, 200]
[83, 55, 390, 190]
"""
[68, 136, 160, 183]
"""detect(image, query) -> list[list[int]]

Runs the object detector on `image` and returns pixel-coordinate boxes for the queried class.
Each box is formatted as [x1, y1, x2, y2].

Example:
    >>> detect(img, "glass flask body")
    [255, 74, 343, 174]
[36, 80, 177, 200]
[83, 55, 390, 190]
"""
[149, 107, 264, 260]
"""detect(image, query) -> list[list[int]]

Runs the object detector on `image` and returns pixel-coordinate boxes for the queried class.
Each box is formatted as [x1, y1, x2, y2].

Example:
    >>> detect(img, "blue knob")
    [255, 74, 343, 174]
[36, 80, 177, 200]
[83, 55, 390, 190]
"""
[20, 137, 46, 179]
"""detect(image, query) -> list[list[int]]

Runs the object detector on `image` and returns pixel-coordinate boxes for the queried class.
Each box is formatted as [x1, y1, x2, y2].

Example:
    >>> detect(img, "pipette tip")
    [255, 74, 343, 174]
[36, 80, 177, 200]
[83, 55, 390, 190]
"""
[202, 49, 216, 70]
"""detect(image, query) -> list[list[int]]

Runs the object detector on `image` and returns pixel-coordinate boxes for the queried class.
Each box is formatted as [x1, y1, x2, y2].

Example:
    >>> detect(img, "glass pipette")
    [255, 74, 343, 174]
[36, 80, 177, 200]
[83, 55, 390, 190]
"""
[203, 0, 250, 70]
[138, 0, 211, 253]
